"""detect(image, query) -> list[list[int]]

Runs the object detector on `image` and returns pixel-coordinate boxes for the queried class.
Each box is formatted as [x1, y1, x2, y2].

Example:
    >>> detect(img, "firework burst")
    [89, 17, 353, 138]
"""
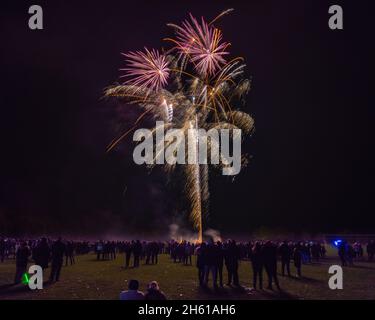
[167, 14, 230, 77]
[105, 9, 254, 242]
[120, 48, 170, 92]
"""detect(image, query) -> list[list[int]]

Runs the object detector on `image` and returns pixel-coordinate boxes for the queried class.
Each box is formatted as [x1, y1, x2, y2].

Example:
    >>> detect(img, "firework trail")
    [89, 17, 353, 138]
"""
[105, 9, 254, 241]
[186, 115, 203, 242]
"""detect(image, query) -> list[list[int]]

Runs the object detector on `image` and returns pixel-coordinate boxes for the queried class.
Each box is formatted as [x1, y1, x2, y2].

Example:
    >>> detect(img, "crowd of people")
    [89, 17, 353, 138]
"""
[194, 240, 327, 290]
[94, 240, 164, 266]
[337, 240, 375, 266]
[1, 236, 374, 299]
[0, 237, 90, 284]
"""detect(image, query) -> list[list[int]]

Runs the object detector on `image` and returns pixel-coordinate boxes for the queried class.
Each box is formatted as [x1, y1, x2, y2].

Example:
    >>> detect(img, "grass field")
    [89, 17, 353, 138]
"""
[0, 246, 374, 300]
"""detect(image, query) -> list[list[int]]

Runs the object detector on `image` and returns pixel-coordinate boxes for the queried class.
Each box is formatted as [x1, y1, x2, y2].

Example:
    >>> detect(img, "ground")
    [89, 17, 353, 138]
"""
[0, 246, 374, 300]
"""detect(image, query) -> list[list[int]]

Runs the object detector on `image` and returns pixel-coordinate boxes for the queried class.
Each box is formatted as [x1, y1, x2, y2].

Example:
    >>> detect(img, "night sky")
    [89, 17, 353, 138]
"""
[1, 0, 374, 236]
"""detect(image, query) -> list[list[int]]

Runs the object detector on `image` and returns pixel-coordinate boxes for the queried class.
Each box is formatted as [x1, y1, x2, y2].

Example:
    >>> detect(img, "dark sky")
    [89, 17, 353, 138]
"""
[0, 0, 374, 236]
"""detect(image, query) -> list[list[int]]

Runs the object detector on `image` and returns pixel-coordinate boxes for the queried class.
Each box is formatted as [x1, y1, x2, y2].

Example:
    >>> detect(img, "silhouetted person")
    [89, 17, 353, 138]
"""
[124, 242, 132, 268]
[103, 241, 110, 260]
[320, 244, 326, 258]
[145, 242, 152, 265]
[354, 242, 363, 258]
[347, 244, 355, 266]
[184, 242, 193, 265]
[196, 243, 206, 286]
[14, 242, 30, 284]
[224, 240, 240, 286]
[279, 241, 291, 277]
[217, 241, 224, 287]
[0, 238, 5, 263]
[96, 241, 103, 260]
[263, 241, 280, 290]
[33, 237, 50, 269]
[119, 279, 144, 300]
[49, 238, 66, 282]
[367, 240, 374, 262]
[151, 242, 159, 264]
[293, 243, 302, 278]
[306, 243, 312, 263]
[65, 241, 75, 266]
[110, 241, 116, 260]
[144, 281, 167, 300]
[311, 243, 320, 262]
[338, 241, 347, 266]
[133, 240, 142, 268]
[250, 242, 264, 290]
[203, 241, 219, 288]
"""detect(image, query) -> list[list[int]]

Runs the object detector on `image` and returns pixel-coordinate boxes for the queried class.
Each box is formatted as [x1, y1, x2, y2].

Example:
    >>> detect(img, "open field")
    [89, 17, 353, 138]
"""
[0, 247, 374, 300]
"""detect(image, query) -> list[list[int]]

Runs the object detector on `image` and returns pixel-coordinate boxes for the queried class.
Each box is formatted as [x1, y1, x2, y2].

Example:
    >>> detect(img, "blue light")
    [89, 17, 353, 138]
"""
[333, 239, 342, 247]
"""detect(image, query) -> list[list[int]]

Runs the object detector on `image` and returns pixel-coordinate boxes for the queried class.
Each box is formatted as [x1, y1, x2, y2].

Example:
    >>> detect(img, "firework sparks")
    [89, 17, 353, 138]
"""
[168, 14, 230, 77]
[120, 48, 170, 92]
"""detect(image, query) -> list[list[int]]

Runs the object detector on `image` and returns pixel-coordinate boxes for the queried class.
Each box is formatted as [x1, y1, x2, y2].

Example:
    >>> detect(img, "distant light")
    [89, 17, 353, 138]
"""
[22, 273, 30, 285]
[333, 239, 342, 247]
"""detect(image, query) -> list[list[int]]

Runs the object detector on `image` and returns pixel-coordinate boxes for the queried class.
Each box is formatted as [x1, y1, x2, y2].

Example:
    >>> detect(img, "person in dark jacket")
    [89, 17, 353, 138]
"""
[14, 242, 30, 284]
[338, 241, 347, 266]
[49, 238, 66, 282]
[279, 241, 291, 277]
[33, 237, 50, 269]
[132, 240, 142, 268]
[263, 241, 280, 290]
[0, 238, 5, 263]
[366, 240, 374, 262]
[96, 241, 103, 260]
[151, 241, 159, 264]
[203, 241, 219, 288]
[250, 242, 264, 290]
[224, 240, 240, 286]
[65, 241, 75, 266]
[124, 241, 132, 268]
[144, 281, 167, 300]
[216, 241, 225, 287]
[293, 243, 303, 278]
[196, 243, 207, 286]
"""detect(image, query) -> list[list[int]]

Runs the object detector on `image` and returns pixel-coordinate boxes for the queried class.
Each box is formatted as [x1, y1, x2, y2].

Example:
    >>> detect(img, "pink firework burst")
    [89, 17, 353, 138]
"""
[173, 14, 230, 77]
[120, 48, 170, 91]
